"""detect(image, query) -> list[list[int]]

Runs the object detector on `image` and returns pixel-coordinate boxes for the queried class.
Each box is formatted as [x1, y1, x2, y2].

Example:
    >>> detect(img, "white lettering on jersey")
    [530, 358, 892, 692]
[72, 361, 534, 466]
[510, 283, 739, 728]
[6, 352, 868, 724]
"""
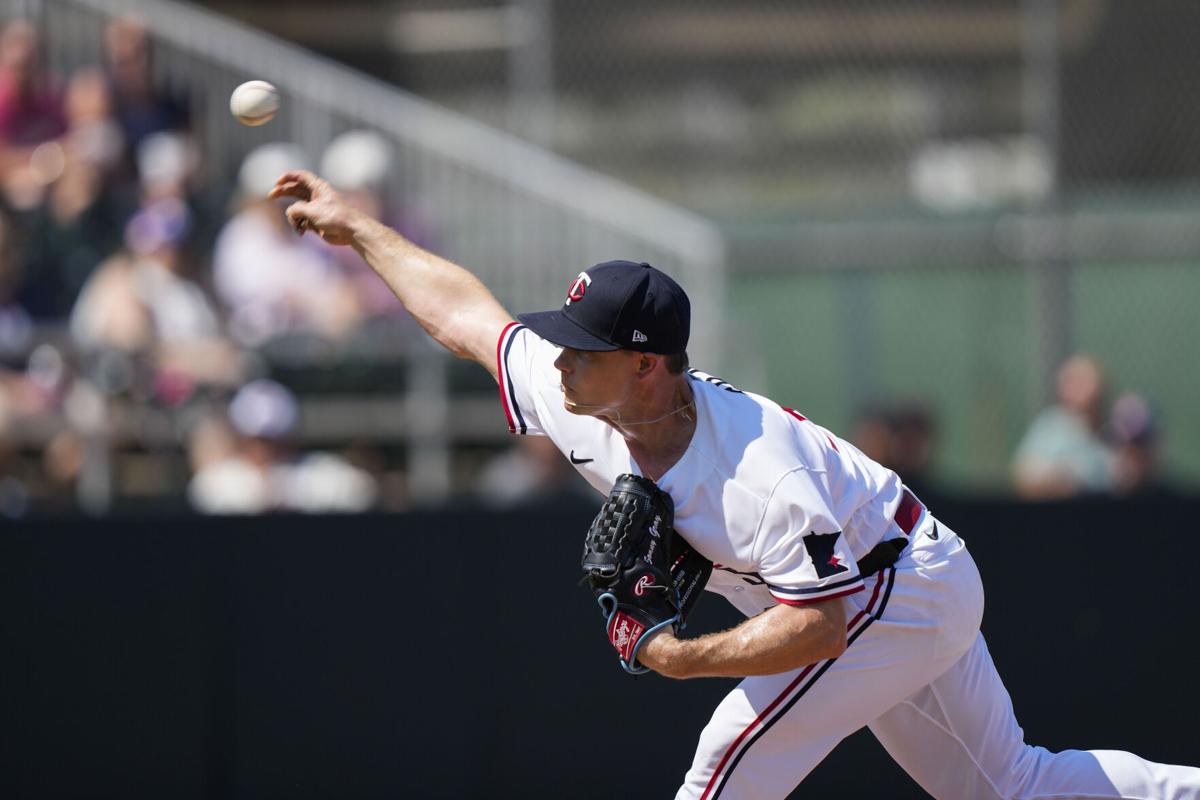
[687, 368, 744, 393]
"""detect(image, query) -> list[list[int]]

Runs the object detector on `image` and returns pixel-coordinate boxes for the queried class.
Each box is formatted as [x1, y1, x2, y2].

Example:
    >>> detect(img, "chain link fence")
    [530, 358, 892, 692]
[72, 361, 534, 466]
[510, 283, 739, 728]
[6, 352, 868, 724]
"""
[358, 0, 1200, 491]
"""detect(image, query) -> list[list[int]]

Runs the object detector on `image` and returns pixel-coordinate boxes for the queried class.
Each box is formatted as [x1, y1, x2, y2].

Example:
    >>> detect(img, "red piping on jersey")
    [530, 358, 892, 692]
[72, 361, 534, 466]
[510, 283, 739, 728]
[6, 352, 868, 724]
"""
[697, 667, 817, 800]
[845, 569, 886, 630]
[699, 569, 887, 800]
[772, 583, 864, 607]
[496, 322, 519, 433]
[782, 407, 838, 451]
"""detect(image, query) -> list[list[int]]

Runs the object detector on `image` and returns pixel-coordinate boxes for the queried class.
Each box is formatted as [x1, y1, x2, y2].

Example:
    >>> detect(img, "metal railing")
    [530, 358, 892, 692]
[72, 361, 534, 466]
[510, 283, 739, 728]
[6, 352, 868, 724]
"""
[4, 0, 727, 506]
[19, 0, 726, 329]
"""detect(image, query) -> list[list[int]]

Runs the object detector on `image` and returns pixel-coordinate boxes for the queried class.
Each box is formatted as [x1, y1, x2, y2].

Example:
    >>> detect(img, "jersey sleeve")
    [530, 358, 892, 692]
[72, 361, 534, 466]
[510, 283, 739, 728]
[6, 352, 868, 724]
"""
[495, 322, 560, 436]
[754, 469, 864, 606]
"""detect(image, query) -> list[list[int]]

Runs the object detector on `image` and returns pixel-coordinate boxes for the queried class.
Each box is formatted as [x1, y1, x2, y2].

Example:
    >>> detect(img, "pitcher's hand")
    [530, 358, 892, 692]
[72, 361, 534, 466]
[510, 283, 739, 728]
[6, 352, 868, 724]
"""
[268, 170, 360, 246]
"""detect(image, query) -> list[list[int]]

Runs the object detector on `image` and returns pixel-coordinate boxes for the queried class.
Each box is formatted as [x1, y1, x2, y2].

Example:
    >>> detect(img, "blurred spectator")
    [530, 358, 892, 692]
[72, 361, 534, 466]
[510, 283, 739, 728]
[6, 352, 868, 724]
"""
[0, 455, 30, 518]
[68, 196, 242, 401]
[71, 198, 211, 346]
[41, 427, 86, 509]
[851, 402, 938, 500]
[0, 19, 64, 149]
[19, 155, 121, 317]
[188, 378, 378, 514]
[213, 143, 362, 346]
[136, 129, 197, 204]
[2, 355, 69, 520]
[134, 127, 232, 271]
[850, 405, 894, 467]
[319, 129, 433, 318]
[0, 19, 67, 212]
[14, 66, 135, 319]
[103, 17, 189, 160]
[1013, 354, 1116, 499]
[0, 372, 30, 518]
[4, 341, 91, 513]
[0, 212, 33, 356]
[137, 127, 228, 268]
[473, 435, 592, 509]
[1108, 392, 1171, 498]
[62, 66, 125, 172]
[186, 409, 259, 513]
[888, 403, 936, 499]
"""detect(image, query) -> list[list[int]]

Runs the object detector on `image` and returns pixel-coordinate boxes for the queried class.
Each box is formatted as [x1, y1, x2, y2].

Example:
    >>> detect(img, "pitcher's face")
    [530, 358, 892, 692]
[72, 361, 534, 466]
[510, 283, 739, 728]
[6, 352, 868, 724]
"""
[553, 347, 641, 418]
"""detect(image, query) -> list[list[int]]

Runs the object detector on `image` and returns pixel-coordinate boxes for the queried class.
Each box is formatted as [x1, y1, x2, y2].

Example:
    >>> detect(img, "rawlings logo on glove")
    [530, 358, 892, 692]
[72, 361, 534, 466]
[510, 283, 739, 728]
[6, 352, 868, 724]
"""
[608, 612, 645, 662]
[581, 474, 713, 674]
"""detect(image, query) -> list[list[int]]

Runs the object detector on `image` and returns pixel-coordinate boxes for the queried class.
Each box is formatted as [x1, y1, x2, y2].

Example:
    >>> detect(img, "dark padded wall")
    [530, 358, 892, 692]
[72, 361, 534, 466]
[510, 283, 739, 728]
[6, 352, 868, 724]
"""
[3, 498, 1198, 799]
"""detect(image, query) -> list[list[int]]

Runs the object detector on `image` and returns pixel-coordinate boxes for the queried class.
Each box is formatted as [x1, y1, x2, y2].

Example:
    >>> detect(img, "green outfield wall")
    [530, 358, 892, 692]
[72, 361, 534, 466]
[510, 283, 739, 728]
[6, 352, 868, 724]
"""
[725, 259, 1200, 491]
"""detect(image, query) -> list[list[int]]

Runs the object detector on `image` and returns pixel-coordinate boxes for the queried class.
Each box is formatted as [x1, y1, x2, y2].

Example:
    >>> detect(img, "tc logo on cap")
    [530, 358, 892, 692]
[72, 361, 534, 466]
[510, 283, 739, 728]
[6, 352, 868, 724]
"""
[565, 271, 591, 306]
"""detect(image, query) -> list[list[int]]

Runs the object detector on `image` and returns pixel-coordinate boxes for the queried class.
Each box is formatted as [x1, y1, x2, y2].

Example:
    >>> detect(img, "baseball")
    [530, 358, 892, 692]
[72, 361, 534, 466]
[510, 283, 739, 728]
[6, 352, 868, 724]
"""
[230, 80, 280, 127]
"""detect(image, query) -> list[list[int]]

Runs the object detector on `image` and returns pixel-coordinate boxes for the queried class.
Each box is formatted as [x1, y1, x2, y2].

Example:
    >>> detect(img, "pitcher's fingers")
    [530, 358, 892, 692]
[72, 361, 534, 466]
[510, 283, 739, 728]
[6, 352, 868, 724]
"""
[268, 170, 318, 199]
[267, 183, 299, 200]
[285, 202, 313, 234]
[276, 169, 317, 186]
[268, 179, 310, 201]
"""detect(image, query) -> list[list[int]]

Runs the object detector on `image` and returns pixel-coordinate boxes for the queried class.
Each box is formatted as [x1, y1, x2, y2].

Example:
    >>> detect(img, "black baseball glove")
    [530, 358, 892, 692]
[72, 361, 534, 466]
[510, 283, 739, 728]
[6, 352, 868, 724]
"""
[581, 474, 713, 674]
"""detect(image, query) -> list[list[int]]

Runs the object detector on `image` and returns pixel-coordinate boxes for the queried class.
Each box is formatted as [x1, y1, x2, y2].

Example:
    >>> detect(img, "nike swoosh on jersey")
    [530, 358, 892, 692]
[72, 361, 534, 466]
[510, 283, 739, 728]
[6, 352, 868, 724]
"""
[569, 450, 594, 465]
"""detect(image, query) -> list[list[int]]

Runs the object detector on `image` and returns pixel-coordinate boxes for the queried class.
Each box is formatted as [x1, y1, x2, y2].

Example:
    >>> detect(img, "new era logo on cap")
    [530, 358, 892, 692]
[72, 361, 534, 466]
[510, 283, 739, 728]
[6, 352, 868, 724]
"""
[517, 260, 690, 354]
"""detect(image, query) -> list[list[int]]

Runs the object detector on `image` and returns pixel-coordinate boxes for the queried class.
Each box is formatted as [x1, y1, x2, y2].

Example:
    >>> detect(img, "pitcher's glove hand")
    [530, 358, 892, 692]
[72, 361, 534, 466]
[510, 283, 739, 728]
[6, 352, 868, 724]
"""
[581, 474, 713, 674]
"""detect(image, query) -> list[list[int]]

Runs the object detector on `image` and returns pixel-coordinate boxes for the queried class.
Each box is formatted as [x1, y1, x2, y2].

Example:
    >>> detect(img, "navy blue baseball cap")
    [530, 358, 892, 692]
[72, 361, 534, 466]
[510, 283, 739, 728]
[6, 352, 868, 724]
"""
[518, 260, 691, 354]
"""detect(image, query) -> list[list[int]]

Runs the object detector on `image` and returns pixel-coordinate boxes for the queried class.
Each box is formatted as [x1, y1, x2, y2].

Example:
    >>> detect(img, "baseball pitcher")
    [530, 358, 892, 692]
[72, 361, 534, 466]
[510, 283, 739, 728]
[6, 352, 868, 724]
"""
[271, 171, 1200, 799]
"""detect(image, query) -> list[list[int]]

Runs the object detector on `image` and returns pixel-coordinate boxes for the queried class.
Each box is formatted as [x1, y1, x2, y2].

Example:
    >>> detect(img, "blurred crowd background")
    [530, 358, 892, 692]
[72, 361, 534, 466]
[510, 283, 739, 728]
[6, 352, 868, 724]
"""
[1, 0, 1198, 517]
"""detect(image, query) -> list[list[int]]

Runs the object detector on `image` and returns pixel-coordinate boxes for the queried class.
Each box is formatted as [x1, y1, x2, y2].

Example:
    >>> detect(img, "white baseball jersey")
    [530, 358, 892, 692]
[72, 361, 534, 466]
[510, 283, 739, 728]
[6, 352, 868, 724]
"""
[496, 321, 1200, 800]
[497, 322, 923, 618]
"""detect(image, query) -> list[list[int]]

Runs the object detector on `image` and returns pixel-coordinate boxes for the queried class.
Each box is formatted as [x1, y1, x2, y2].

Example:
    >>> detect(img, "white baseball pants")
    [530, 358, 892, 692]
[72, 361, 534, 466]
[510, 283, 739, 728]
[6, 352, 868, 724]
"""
[676, 520, 1200, 800]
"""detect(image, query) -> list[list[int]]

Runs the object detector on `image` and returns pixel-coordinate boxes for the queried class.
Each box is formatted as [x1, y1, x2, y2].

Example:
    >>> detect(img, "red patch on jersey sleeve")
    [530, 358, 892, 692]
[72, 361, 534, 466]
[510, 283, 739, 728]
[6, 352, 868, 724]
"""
[894, 489, 922, 534]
